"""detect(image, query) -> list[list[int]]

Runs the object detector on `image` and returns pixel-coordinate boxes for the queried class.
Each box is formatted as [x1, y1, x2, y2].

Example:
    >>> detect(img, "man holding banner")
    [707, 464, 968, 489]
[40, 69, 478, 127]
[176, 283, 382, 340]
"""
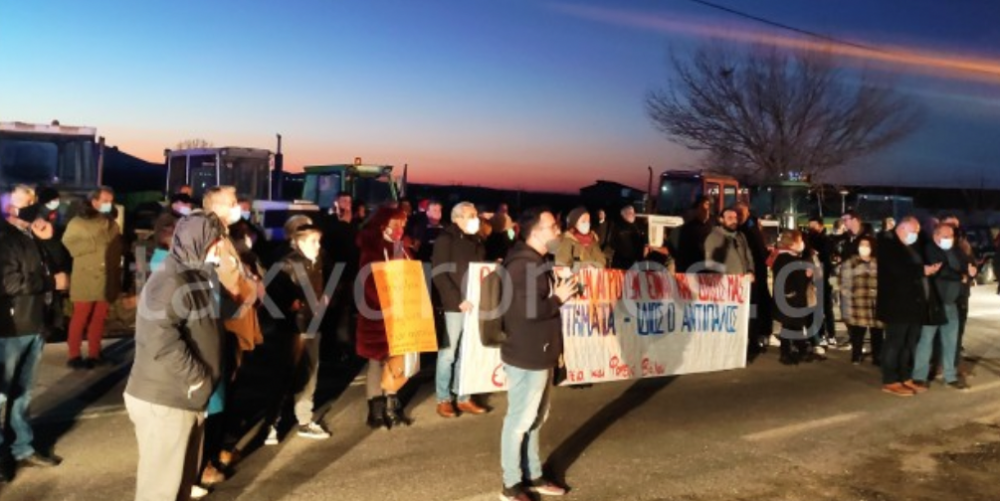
[431, 202, 489, 418]
[499, 208, 577, 501]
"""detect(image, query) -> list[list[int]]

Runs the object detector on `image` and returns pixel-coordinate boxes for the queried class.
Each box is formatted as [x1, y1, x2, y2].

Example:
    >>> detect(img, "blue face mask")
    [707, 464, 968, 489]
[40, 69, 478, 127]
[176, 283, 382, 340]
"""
[99, 202, 113, 214]
[904, 232, 918, 246]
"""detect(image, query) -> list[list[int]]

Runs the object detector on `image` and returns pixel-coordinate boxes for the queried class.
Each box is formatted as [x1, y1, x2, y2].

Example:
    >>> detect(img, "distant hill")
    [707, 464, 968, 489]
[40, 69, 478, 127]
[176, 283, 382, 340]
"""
[103, 146, 166, 193]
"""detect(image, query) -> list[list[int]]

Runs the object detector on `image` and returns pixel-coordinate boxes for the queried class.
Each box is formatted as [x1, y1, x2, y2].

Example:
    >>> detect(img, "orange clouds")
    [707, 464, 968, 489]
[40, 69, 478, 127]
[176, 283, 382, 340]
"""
[551, 3, 1000, 85]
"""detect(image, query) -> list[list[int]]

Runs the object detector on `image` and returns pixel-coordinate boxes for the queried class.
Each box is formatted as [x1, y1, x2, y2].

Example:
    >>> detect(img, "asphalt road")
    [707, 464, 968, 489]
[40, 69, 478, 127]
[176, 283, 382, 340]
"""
[3, 287, 1000, 501]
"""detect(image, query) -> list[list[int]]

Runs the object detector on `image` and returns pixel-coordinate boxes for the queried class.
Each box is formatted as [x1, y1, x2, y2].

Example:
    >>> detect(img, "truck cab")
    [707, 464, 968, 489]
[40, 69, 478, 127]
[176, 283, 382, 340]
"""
[0, 121, 104, 196]
[165, 147, 319, 239]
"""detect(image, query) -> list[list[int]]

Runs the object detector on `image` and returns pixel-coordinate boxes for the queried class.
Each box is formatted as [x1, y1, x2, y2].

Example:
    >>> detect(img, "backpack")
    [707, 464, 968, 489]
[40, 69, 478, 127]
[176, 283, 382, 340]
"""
[478, 266, 508, 347]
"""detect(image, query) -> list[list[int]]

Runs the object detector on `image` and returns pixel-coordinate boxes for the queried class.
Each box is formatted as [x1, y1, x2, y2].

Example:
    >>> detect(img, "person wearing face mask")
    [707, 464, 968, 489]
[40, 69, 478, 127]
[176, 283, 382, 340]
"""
[876, 216, 942, 397]
[125, 214, 225, 501]
[910, 223, 969, 391]
[497, 208, 576, 501]
[840, 236, 884, 365]
[487, 213, 517, 262]
[356, 206, 413, 429]
[200, 186, 263, 364]
[61, 186, 124, 369]
[555, 207, 607, 270]
[769, 230, 821, 365]
[430, 202, 489, 418]
[939, 214, 977, 378]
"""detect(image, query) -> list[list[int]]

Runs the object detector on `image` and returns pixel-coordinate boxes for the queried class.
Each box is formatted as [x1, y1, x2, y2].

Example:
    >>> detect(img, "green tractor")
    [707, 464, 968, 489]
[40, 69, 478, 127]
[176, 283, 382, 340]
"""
[299, 158, 402, 214]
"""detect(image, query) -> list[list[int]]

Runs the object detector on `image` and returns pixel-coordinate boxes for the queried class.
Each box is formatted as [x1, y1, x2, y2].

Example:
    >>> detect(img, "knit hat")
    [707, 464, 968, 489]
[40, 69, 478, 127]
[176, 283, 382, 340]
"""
[567, 207, 589, 229]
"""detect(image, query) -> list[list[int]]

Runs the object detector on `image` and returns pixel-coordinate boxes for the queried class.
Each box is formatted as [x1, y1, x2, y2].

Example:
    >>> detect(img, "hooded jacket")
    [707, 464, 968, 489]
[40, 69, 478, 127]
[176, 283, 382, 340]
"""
[0, 218, 56, 337]
[125, 215, 224, 411]
[501, 241, 565, 370]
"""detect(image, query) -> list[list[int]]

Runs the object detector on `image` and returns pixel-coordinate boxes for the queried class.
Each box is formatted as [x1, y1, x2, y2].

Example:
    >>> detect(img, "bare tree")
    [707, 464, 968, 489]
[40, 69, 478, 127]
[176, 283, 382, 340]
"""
[646, 43, 921, 182]
[175, 138, 214, 150]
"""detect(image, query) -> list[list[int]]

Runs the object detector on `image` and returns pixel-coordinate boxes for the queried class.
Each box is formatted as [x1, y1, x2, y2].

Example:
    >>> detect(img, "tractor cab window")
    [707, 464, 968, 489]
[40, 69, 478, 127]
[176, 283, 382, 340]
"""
[657, 177, 702, 216]
[0, 134, 95, 188]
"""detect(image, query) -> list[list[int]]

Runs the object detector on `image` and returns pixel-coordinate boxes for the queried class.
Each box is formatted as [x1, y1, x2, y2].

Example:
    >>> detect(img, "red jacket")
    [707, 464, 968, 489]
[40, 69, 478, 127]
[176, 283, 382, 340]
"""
[355, 238, 410, 360]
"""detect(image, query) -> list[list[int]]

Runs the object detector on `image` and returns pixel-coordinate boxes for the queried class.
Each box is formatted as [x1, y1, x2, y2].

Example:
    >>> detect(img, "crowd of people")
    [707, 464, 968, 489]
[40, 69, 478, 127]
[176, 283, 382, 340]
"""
[0, 182, 993, 501]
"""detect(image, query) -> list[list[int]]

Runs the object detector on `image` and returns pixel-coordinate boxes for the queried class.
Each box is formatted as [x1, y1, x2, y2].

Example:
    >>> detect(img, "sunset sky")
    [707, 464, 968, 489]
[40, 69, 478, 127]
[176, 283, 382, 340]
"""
[2, 1, 999, 193]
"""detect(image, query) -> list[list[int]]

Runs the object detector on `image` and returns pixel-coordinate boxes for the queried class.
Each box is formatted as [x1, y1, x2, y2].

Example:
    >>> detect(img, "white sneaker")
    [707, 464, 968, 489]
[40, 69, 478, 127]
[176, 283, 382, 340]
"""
[814, 346, 827, 356]
[191, 485, 210, 499]
[264, 426, 279, 446]
[297, 422, 331, 440]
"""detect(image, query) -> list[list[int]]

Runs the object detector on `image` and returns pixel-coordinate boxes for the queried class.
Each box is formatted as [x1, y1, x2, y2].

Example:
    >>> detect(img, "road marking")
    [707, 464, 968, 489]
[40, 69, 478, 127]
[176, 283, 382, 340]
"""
[743, 412, 866, 442]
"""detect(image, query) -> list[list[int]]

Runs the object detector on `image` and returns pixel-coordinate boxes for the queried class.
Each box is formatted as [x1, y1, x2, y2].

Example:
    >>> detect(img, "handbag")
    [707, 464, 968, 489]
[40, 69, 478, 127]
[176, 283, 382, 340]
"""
[381, 353, 420, 393]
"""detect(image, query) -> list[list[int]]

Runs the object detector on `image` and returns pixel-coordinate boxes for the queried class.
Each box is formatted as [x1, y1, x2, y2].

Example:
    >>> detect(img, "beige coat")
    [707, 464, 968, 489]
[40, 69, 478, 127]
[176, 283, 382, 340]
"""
[555, 231, 607, 269]
[62, 212, 124, 303]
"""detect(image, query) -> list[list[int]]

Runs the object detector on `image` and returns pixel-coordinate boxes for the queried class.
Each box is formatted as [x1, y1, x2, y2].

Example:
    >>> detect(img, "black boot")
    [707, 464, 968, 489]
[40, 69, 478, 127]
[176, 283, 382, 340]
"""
[367, 397, 387, 430]
[384, 395, 412, 430]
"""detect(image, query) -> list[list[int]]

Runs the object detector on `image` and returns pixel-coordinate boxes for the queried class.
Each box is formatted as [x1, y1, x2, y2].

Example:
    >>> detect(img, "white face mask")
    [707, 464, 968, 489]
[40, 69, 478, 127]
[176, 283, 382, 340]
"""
[45, 200, 60, 211]
[464, 217, 480, 235]
[241, 210, 252, 221]
[177, 206, 192, 217]
[939, 238, 954, 251]
[227, 205, 242, 225]
[507, 228, 516, 240]
[99, 202, 113, 214]
[858, 246, 872, 258]
[577, 223, 591, 235]
[793, 243, 806, 254]
[904, 232, 918, 246]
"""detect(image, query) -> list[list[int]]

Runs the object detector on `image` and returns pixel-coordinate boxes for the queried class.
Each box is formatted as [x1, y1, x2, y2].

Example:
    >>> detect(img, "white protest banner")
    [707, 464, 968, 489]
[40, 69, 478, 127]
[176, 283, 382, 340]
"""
[457, 263, 508, 395]
[560, 269, 749, 384]
[458, 265, 750, 394]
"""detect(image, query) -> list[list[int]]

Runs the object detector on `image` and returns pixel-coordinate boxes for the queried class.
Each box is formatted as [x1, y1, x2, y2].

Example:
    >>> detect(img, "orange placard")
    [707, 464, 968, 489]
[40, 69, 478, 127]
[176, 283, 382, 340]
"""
[373, 260, 438, 356]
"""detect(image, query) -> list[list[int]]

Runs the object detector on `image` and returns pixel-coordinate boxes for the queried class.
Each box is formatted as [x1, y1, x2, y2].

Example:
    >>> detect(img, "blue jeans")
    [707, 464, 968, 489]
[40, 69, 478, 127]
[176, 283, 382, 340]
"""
[501, 365, 550, 489]
[0, 334, 45, 460]
[914, 303, 960, 383]
[436, 312, 470, 403]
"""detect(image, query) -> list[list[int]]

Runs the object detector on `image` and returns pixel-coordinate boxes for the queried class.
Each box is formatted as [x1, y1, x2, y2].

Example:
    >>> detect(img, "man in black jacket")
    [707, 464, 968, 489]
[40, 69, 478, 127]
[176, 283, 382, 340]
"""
[877, 216, 941, 397]
[498, 208, 576, 501]
[431, 202, 489, 418]
[735, 202, 772, 358]
[912, 223, 969, 391]
[0, 216, 68, 482]
[806, 217, 837, 345]
[125, 215, 225, 501]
